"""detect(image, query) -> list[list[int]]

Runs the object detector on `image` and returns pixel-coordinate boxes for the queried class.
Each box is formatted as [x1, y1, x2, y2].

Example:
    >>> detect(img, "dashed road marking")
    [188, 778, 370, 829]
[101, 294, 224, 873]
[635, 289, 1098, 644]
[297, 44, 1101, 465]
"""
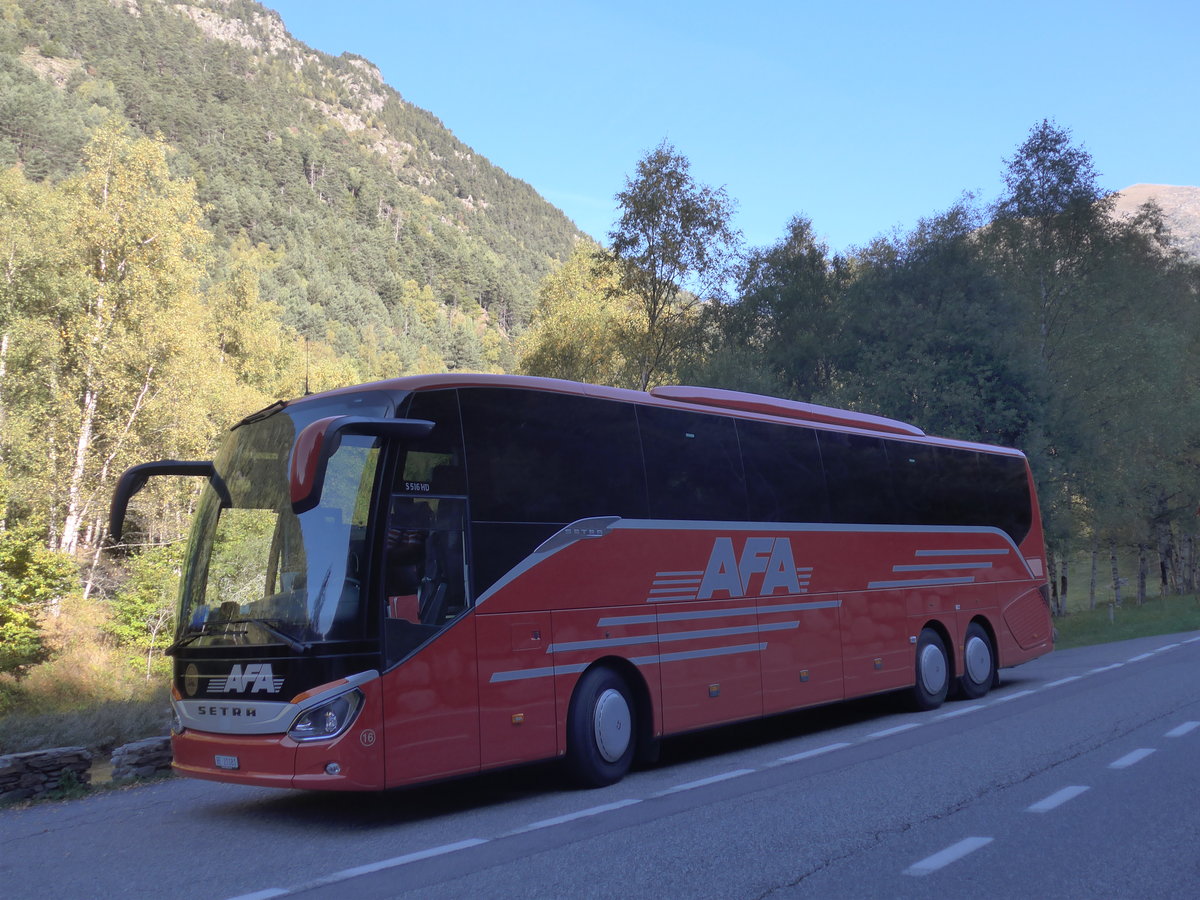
[1165, 721, 1199, 738]
[773, 742, 852, 765]
[1026, 785, 1090, 813]
[654, 768, 755, 797]
[867, 722, 921, 739]
[1045, 675, 1082, 688]
[904, 836, 993, 876]
[1109, 748, 1156, 769]
[513, 799, 642, 834]
[937, 704, 983, 720]
[990, 688, 1035, 704]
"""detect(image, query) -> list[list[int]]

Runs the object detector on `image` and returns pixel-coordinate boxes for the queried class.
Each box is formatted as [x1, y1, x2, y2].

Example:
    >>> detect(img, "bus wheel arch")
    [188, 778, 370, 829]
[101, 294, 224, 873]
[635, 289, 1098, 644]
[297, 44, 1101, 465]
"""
[910, 624, 951, 711]
[958, 619, 998, 699]
[565, 661, 646, 787]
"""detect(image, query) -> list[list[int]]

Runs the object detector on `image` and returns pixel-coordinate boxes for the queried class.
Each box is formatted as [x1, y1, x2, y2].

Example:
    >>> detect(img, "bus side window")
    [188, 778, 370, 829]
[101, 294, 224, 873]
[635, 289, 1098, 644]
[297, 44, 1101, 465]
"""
[739, 419, 828, 523]
[639, 405, 747, 522]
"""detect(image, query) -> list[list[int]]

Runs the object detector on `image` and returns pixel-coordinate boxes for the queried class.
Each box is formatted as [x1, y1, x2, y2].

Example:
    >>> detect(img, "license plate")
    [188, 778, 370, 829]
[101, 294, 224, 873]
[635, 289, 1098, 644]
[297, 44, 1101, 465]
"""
[214, 755, 240, 770]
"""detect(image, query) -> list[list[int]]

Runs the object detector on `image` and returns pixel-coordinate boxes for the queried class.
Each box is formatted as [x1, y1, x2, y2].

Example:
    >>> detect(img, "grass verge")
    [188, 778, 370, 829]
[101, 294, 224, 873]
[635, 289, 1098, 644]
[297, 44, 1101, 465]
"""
[1053, 593, 1200, 650]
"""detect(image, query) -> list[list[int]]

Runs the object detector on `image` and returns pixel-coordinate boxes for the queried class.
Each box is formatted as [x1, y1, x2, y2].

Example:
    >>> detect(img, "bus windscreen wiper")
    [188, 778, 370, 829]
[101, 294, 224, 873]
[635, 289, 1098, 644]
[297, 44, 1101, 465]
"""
[165, 619, 309, 655]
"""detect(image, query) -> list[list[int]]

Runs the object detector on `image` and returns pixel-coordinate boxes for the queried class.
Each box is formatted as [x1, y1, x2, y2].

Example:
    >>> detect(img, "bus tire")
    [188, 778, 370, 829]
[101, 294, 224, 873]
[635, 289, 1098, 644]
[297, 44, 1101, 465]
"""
[958, 622, 995, 700]
[911, 627, 950, 711]
[566, 666, 636, 788]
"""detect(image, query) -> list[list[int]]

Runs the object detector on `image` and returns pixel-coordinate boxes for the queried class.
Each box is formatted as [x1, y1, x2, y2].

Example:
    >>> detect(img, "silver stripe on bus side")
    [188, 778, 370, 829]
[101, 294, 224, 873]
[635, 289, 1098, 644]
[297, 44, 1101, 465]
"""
[915, 548, 1011, 556]
[599, 598, 842, 627]
[892, 562, 994, 572]
[631, 643, 767, 666]
[546, 621, 798, 655]
[488, 663, 589, 684]
[867, 576, 977, 589]
[488, 641, 770, 683]
[759, 600, 841, 613]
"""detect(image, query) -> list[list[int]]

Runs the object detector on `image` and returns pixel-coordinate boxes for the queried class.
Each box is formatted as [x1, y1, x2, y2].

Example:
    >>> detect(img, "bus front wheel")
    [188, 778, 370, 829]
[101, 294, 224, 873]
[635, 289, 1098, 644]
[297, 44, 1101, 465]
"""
[566, 666, 636, 787]
[911, 628, 950, 711]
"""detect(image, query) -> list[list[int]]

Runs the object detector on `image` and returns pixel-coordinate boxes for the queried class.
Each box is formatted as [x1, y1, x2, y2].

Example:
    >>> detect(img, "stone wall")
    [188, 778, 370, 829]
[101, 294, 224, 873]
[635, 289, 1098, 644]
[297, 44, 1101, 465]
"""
[109, 736, 172, 782]
[0, 747, 92, 802]
[0, 736, 173, 803]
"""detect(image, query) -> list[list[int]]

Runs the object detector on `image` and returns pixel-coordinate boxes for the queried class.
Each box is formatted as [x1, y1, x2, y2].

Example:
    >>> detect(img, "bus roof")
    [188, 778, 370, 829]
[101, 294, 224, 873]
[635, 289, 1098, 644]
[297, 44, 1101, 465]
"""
[284, 373, 1024, 458]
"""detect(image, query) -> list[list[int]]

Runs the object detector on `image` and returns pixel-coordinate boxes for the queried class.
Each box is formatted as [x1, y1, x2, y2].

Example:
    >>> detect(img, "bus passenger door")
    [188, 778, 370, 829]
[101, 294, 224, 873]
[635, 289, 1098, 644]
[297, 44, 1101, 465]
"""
[380, 494, 481, 785]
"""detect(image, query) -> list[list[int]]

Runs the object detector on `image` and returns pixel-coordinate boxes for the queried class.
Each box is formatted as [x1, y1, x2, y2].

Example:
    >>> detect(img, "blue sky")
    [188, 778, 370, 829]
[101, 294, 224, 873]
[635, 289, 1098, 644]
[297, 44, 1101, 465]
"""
[265, 0, 1198, 255]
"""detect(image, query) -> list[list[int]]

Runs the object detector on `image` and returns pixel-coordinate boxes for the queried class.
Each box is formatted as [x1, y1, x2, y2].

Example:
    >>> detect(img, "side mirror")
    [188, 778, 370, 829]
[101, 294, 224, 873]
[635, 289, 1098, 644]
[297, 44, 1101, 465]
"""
[289, 416, 434, 514]
[109, 460, 215, 544]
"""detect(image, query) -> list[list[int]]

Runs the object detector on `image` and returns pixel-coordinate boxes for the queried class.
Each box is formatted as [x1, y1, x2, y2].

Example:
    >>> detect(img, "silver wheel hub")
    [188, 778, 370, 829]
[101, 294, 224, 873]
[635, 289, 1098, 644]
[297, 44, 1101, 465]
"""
[919, 643, 947, 694]
[965, 634, 992, 684]
[593, 688, 632, 763]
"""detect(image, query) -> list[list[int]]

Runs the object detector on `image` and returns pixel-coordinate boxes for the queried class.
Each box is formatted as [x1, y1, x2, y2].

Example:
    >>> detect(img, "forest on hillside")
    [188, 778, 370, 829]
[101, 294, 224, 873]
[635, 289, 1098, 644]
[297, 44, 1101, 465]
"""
[0, 0, 1196, 724]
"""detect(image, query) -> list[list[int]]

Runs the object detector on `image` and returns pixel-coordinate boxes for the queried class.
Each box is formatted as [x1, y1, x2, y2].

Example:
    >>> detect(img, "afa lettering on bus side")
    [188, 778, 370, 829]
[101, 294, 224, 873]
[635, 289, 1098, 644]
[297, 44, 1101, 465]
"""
[698, 537, 801, 599]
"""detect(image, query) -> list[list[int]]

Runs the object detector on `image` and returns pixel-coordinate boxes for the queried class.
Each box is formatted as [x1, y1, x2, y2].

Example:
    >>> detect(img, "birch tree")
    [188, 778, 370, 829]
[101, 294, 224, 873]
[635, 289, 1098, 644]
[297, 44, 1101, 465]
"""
[605, 142, 740, 390]
[52, 120, 210, 555]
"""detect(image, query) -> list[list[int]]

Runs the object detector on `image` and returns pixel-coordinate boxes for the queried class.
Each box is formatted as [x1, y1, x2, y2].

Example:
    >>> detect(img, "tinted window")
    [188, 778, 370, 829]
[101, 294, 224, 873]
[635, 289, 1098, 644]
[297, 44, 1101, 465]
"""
[888, 439, 942, 526]
[400, 390, 466, 495]
[978, 453, 1033, 543]
[934, 448, 990, 527]
[738, 419, 828, 523]
[459, 388, 647, 523]
[639, 405, 747, 521]
[820, 432, 897, 524]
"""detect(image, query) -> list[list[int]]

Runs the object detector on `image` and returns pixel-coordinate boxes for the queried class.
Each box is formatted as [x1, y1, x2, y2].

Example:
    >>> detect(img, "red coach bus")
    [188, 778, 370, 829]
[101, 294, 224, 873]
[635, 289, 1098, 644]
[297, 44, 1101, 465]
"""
[109, 375, 1052, 790]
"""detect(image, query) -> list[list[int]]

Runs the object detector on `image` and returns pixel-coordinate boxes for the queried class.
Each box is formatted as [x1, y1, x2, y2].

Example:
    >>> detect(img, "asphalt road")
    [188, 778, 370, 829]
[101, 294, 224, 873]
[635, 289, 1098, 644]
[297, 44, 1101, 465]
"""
[2, 631, 1198, 900]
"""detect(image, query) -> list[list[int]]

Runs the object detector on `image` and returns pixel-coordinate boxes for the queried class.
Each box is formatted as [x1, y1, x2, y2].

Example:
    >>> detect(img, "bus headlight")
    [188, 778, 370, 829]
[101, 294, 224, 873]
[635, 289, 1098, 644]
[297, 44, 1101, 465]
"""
[287, 689, 363, 742]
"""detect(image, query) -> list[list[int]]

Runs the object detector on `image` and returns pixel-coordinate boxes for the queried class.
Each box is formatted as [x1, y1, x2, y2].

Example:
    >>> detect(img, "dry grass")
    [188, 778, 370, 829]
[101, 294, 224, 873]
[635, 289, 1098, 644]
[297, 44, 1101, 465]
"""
[0, 595, 172, 755]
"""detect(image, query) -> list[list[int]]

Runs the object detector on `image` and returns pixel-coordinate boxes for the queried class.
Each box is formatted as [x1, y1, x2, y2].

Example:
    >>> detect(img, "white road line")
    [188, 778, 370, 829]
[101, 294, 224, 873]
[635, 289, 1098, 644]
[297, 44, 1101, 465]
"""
[990, 689, 1036, 704]
[773, 742, 852, 765]
[1026, 785, 1090, 813]
[1154, 643, 1181, 653]
[1184, 635, 1200, 644]
[867, 722, 921, 739]
[1127, 653, 1154, 662]
[1088, 663, 1124, 675]
[904, 836, 993, 876]
[654, 768, 755, 796]
[1109, 748, 1156, 769]
[279, 839, 489, 896]
[514, 799, 642, 833]
[1165, 721, 1200, 738]
[227, 892, 288, 900]
[1045, 675, 1082, 688]
[936, 704, 983, 720]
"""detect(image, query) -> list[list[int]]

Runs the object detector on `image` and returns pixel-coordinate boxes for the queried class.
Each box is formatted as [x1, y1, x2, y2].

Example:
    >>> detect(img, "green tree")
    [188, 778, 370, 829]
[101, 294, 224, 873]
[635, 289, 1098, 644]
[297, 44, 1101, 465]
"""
[605, 141, 740, 389]
[49, 119, 211, 556]
[714, 216, 845, 400]
[0, 526, 79, 678]
[520, 243, 637, 387]
[835, 201, 1038, 445]
[108, 541, 180, 678]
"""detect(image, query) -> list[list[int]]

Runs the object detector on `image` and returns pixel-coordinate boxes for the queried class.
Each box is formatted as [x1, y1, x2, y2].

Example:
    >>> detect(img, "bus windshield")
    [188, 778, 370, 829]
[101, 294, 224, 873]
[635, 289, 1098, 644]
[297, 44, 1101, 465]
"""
[175, 393, 394, 650]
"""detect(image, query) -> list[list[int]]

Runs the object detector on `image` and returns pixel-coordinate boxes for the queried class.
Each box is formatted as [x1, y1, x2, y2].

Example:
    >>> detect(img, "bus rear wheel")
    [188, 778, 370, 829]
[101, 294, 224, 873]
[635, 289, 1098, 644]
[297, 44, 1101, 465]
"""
[958, 622, 995, 700]
[566, 666, 636, 787]
[911, 628, 950, 711]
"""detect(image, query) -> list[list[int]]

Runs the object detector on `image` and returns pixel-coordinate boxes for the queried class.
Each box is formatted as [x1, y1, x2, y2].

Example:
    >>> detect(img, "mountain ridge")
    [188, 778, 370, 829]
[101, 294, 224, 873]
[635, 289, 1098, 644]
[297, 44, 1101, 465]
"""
[2, 0, 586, 374]
[1113, 183, 1200, 258]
